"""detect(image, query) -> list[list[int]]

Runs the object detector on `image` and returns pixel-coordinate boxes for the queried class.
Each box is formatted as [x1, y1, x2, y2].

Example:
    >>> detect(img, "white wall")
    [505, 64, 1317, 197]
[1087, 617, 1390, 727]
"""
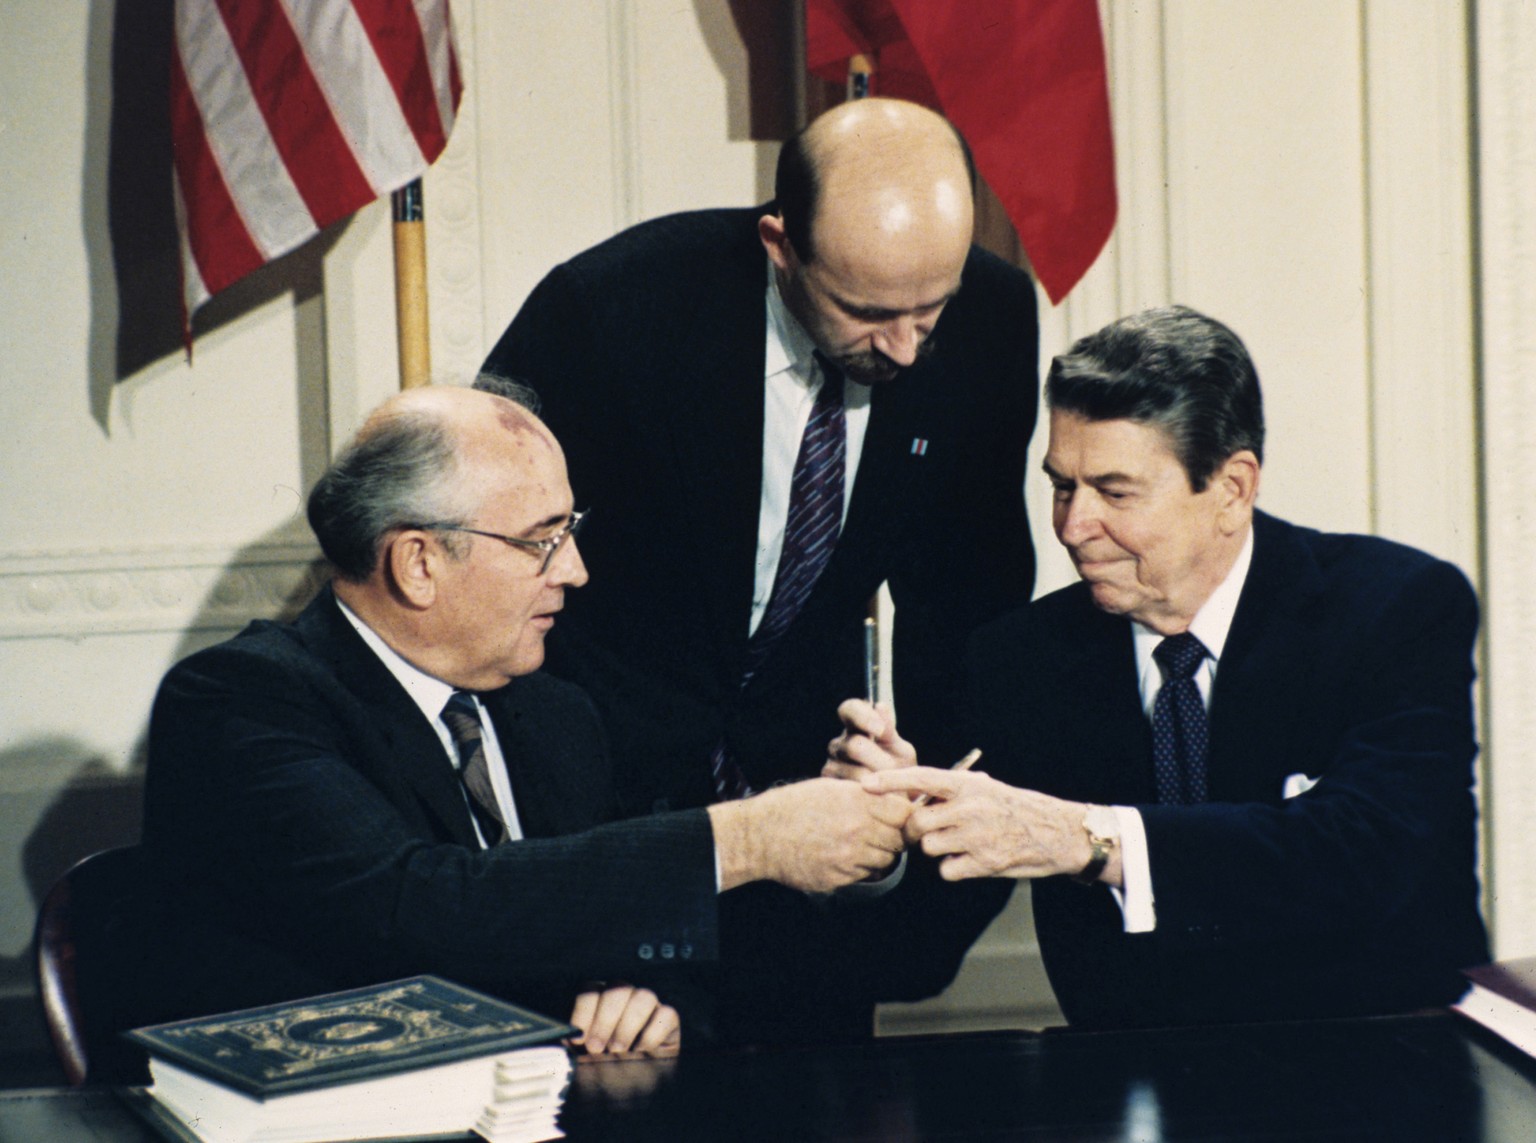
[0, 0, 1509, 1041]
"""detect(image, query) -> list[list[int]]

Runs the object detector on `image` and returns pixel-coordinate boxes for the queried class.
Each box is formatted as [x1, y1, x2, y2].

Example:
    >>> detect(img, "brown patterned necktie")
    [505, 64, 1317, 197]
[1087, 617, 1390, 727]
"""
[441, 691, 508, 845]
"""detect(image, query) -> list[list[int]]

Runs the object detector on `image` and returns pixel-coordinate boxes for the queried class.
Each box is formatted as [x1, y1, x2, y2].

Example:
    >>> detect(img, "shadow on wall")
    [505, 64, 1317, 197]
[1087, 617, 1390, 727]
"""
[8, 544, 330, 1082]
[82, 0, 344, 431]
[695, 0, 798, 200]
[18, 534, 329, 909]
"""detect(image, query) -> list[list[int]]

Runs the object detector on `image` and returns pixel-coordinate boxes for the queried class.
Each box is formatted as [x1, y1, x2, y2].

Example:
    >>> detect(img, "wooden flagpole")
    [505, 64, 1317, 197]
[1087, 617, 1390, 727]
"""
[392, 179, 432, 389]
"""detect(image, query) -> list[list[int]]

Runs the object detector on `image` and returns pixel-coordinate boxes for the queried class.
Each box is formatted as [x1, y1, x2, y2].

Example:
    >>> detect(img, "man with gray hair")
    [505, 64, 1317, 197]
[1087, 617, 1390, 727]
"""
[142, 385, 912, 1054]
[836, 305, 1489, 1027]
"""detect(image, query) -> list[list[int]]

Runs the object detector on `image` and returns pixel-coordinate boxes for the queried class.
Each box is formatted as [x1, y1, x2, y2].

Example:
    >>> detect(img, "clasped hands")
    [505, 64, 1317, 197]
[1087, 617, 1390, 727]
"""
[824, 700, 1108, 885]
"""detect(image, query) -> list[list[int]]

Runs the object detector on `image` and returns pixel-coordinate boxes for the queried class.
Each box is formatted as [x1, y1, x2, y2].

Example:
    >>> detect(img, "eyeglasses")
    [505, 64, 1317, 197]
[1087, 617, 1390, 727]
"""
[419, 509, 588, 574]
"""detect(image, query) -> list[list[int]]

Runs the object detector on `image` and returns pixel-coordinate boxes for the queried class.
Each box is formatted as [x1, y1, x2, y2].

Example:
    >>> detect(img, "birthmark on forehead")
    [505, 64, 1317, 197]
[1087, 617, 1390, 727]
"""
[494, 403, 537, 435]
[492, 403, 555, 451]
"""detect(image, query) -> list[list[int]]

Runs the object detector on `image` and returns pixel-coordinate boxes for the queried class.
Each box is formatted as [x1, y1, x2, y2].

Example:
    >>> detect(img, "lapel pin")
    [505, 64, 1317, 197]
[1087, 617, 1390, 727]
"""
[910, 438, 929, 456]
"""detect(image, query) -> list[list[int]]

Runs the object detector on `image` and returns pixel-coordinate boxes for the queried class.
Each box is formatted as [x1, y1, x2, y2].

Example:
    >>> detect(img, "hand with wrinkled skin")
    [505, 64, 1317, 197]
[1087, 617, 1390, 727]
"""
[823, 699, 917, 782]
[708, 777, 912, 893]
[861, 767, 1119, 887]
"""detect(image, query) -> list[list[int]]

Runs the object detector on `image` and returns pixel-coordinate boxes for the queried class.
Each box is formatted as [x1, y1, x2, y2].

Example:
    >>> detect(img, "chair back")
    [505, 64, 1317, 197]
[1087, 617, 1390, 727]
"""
[33, 846, 150, 1085]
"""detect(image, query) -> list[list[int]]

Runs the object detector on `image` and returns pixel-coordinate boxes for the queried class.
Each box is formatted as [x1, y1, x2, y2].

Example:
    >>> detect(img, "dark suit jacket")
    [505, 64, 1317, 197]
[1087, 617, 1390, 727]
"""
[482, 207, 1035, 1041]
[138, 588, 719, 1031]
[966, 511, 1489, 1028]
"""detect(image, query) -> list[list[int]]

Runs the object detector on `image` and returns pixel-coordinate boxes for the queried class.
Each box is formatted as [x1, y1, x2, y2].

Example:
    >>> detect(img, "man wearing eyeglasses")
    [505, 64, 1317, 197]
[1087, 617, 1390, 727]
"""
[140, 385, 912, 1056]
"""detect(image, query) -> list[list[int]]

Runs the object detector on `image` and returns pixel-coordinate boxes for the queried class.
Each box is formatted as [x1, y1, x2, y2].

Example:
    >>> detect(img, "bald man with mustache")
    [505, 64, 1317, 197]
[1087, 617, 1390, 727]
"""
[483, 98, 1039, 1044]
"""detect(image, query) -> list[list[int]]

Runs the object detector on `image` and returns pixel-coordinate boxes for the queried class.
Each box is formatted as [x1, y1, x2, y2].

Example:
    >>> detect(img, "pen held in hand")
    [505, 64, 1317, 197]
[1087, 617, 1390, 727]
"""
[862, 617, 879, 705]
[913, 748, 981, 807]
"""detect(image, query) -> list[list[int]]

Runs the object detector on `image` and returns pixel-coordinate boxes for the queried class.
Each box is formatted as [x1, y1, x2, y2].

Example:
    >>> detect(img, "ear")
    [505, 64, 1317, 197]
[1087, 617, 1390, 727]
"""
[758, 212, 795, 274]
[383, 530, 439, 610]
[1213, 450, 1261, 534]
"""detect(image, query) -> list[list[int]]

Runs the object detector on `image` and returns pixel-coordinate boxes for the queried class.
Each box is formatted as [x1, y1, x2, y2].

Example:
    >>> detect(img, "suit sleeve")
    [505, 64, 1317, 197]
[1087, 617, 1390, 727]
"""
[1140, 559, 1482, 953]
[887, 253, 1039, 764]
[144, 647, 719, 995]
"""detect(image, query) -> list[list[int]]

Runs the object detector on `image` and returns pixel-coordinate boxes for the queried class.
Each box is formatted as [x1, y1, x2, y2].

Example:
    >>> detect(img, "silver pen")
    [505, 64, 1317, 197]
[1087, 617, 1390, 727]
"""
[863, 616, 879, 705]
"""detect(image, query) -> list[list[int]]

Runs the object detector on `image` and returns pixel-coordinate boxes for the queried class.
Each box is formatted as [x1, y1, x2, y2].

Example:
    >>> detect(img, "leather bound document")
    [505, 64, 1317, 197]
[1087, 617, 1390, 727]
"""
[122, 975, 573, 1143]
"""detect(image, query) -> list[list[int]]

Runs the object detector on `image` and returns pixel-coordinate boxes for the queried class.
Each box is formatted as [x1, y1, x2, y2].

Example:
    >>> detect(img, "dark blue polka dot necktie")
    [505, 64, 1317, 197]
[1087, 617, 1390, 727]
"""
[1151, 632, 1210, 805]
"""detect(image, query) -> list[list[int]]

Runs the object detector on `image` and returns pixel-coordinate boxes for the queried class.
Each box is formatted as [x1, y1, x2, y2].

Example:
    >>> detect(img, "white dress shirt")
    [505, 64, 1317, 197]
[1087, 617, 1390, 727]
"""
[753, 272, 906, 893]
[1109, 526, 1254, 932]
[751, 269, 873, 635]
[336, 597, 524, 845]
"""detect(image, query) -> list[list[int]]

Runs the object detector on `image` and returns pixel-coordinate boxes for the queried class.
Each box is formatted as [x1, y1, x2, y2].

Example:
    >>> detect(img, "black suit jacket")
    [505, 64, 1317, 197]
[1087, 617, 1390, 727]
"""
[966, 511, 1489, 1028]
[139, 588, 718, 1029]
[483, 207, 1035, 1041]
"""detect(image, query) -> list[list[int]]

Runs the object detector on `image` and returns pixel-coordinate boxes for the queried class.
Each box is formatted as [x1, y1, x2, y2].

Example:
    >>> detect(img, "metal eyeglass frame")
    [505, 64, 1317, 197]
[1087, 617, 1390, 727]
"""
[418, 509, 588, 574]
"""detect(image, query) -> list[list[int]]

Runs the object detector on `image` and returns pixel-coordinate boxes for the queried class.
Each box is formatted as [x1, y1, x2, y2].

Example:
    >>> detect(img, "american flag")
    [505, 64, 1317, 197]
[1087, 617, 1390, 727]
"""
[170, 0, 461, 322]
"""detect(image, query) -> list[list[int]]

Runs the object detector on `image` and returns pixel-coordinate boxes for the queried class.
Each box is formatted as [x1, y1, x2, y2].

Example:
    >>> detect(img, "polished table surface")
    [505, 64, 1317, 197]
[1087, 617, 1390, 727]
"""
[4, 1012, 1536, 1141]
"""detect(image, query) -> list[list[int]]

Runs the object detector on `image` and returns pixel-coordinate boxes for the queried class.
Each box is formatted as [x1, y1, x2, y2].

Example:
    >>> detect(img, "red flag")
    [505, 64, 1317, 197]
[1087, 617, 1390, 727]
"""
[170, 0, 462, 322]
[806, 0, 1116, 305]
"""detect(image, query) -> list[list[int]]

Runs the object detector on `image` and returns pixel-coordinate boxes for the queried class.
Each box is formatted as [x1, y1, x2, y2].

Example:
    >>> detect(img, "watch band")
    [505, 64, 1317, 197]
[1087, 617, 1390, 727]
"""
[1071, 805, 1119, 886]
[1071, 836, 1113, 885]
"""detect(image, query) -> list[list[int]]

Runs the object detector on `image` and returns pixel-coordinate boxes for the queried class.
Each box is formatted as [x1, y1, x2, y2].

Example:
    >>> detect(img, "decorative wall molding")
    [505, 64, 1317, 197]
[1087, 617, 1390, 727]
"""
[1077, 0, 1170, 331]
[0, 542, 325, 640]
[1362, 1, 1477, 573]
[1475, 0, 1536, 957]
[606, 0, 643, 231]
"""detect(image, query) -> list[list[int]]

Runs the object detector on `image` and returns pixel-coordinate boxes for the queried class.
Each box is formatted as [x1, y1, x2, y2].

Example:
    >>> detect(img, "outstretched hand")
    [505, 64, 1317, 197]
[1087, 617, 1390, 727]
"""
[709, 777, 912, 893]
[862, 768, 1103, 884]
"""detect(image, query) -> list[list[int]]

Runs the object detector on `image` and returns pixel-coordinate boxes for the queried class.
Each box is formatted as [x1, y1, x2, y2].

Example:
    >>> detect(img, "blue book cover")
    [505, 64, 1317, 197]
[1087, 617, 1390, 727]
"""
[125, 975, 574, 1098]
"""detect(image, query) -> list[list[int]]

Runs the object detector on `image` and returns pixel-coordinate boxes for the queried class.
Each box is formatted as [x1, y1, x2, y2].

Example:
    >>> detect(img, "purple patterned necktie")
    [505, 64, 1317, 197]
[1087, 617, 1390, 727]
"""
[442, 691, 509, 844]
[710, 363, 847, 801]
[1151, 633, 1210, 805]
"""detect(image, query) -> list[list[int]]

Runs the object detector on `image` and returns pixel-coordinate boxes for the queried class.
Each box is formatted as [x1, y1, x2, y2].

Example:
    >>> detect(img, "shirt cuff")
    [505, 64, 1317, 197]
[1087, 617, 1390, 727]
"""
[833, 850, 908, 898]
[1107, 805, 1155, 933]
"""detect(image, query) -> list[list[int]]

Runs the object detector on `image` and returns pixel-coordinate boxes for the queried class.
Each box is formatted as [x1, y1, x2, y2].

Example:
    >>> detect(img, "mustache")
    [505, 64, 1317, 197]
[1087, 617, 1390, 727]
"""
[835, 335, 937, 383]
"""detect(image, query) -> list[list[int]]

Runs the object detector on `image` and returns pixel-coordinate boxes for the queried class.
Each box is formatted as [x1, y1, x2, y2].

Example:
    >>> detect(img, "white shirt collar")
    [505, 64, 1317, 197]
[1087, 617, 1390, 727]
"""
[334, 594, 459, 727]
[765, 263, 818, 385]
[1132, 522, 1256, 669]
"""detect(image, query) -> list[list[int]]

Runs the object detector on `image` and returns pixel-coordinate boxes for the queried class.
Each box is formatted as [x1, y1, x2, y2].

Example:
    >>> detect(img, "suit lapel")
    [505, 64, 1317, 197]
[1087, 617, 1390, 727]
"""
[657, 226, 769, 679]
[298, 590, 480, 847]
[1207, 512, 1325, 801]
[482, 679, 558, 838]
[835, 359, 932, 571]
[1060, 600, 1159, 805]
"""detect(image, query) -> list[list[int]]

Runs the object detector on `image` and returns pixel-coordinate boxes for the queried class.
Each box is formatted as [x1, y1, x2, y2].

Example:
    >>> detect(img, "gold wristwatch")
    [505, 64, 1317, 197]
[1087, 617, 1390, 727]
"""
[1071, 805, 1120, 885]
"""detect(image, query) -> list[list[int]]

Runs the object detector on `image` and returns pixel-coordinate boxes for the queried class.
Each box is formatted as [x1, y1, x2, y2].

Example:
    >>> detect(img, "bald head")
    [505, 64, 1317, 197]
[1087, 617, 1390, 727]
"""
[763, 99, 976, 383]
[775, 98, 975, 265]
[310, 385, 587, 688]
[308, 386, 557, 582]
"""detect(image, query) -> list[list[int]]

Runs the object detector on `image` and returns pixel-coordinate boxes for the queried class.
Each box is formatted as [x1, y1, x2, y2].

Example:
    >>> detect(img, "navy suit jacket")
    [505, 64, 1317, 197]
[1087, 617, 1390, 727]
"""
[965, 511, 1489, 1028]
[482, 207, 1035, 1041]
[483, 206, 1037, 806]
[139, 588, 718, 1028]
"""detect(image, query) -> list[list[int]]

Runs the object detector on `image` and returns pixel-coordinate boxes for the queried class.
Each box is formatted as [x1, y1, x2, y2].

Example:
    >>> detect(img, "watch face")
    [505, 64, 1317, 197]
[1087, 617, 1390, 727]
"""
[1084, 806, 1120, 841]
